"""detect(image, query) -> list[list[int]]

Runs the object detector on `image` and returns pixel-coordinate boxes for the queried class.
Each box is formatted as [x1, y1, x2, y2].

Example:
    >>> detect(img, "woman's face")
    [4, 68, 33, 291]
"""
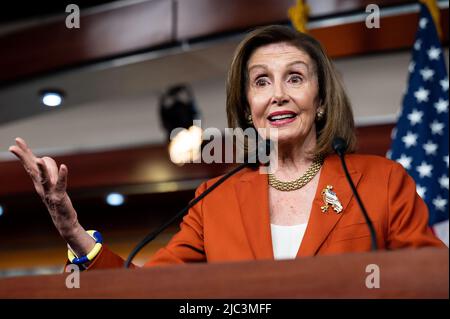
[246, 42, 322, 145]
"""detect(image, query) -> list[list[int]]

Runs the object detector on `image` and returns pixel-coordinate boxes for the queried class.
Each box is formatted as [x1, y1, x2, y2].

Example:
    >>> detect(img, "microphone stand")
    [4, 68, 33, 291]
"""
[333, 138, 378, 251]
[124, 140, 270, 268]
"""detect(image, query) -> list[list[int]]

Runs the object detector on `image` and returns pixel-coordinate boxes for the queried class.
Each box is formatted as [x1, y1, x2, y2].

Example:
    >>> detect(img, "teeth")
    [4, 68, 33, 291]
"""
[269, 114, 296, 121]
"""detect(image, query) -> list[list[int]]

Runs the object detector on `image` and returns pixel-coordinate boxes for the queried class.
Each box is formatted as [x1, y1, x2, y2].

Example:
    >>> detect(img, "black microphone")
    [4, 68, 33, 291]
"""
[124, 139, 272, 268]
[332, 137, 378, 251]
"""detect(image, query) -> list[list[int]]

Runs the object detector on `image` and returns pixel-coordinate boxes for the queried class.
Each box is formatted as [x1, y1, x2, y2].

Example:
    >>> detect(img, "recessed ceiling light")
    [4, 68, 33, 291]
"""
[106, 193, 125, 206]
[40, 90, 64, 107]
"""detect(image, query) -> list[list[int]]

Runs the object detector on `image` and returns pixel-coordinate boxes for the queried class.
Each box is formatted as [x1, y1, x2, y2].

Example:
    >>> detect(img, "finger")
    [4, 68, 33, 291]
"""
[15, 137, 31, 153]
[11, 137, 37, 165]
[15, 137, 32, 156]
[15, 137, 40, 161]
[42, 157, 59, 185]
[9, 145, 25, 161]
[55, 164, 68, 193]
[9, 145, 40, 178]
[36, 159, 52, 192]
[9, 144, 27, 161]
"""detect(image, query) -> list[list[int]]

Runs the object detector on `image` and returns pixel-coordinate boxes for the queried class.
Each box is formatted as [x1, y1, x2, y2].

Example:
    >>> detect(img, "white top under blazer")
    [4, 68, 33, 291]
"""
[270, 223, 307, 260]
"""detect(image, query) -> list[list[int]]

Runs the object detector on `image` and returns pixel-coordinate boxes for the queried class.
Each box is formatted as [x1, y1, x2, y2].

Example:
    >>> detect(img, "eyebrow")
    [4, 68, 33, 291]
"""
[248, 60, 310, 73]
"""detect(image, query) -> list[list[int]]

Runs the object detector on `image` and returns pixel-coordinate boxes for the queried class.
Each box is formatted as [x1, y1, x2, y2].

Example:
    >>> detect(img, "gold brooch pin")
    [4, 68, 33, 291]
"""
[321, 185, 343, 214]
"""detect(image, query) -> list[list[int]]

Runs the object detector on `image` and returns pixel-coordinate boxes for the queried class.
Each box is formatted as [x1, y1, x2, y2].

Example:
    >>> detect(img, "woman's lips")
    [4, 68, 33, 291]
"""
[267, 111, 298, 127]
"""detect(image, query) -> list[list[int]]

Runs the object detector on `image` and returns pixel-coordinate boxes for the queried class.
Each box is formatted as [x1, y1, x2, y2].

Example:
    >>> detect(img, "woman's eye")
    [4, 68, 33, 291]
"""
[288, 74, 303, 84]
[255, 78, 269, 86]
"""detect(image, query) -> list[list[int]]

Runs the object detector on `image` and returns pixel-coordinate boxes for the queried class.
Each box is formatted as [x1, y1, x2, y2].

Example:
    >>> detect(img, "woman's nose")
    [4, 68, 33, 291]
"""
[271, 83, 289, 106]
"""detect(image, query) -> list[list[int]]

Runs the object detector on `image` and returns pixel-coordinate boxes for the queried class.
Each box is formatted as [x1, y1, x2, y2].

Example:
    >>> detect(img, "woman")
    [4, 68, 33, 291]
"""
[9, 25, 445, 270]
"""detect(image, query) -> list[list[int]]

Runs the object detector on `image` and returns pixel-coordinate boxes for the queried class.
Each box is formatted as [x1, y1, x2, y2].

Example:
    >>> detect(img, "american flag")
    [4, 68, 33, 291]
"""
[389, 2, 449, 246]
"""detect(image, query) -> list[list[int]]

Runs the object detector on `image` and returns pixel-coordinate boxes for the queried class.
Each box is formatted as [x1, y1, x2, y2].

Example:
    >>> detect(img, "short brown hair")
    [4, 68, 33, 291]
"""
[226, 25, 356, 156]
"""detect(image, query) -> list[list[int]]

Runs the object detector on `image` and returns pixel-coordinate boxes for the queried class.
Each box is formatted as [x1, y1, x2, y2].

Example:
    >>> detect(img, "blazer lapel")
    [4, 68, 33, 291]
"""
[297, 155, 362, 257]
[234, 155, 362, 260]
[234, 169, 274, 260]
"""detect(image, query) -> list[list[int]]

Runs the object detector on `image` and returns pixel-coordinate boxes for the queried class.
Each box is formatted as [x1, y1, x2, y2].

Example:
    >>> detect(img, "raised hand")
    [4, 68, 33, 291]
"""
[9, 137, 95, 256]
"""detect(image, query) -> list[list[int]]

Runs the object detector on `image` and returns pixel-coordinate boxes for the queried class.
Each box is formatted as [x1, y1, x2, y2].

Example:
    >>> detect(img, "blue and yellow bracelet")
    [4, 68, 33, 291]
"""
[67, 230, 103, 265]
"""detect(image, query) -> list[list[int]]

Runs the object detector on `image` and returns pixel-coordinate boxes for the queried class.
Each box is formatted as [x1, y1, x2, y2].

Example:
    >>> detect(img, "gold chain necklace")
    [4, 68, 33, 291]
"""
[268, 154, 324, 191]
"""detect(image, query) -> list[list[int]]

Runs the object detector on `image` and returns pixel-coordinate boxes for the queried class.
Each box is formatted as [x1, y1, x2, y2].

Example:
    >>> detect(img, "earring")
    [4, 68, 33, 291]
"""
[316, 110, 325, 121]
[247, 114, 253, 125]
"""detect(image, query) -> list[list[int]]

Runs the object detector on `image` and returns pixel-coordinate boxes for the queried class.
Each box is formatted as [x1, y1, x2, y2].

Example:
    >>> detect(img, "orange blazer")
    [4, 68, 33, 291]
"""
[83, 154, 445, 270]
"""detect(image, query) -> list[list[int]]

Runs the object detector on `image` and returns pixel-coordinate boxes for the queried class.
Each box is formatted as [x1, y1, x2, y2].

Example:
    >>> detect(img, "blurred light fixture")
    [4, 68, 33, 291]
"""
[159, 84, 202, 165]
[169, 125, 203, 165]
[106, 193, 125, 206]
[40, 90, 64, 107]
[0, 205, 3, 216]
